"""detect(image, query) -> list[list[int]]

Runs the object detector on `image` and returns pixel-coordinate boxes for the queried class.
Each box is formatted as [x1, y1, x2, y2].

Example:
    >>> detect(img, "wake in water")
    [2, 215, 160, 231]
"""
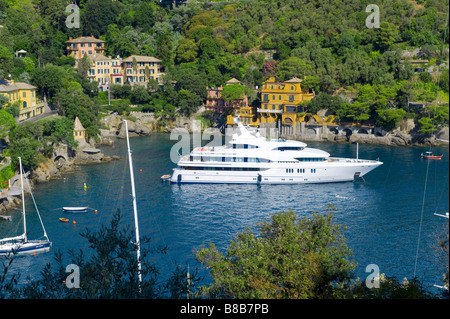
[335, 194, 356, 201]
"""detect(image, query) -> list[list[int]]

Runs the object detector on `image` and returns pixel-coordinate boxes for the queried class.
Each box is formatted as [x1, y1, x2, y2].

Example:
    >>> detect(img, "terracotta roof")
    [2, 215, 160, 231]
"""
[0, 81, 36, 93]
[122, 55, 161, 63]
[66, 36, 105, 43]
[74, 117, 86, 131]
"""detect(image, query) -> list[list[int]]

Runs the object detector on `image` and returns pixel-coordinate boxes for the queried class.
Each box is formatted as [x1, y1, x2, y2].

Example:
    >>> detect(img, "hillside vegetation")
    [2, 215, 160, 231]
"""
[0, 0, 449, 161]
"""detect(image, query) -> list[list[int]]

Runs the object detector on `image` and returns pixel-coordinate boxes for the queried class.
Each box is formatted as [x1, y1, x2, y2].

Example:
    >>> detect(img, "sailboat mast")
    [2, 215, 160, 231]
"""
[19, 157, 27, 242]
[124, 120, 142, 286]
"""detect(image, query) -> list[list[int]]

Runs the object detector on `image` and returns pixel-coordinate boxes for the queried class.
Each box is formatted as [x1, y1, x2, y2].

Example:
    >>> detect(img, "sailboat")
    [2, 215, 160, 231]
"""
[124, 120, 142, 287]
[0, 157, 51, 255]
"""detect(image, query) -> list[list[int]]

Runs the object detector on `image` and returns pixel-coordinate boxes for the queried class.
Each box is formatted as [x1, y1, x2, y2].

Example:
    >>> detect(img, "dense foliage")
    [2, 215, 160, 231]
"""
[196, 209, 441, 299]
[0, 0, 448, 170]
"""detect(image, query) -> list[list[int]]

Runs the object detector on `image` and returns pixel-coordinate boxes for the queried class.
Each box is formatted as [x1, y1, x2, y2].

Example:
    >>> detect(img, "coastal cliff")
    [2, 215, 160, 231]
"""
[0, 139, 119, 214]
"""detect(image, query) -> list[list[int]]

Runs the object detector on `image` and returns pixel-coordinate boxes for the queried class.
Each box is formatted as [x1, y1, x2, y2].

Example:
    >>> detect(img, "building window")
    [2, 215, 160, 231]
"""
[23, 92, 26, 97]
[263, 94, 268, 102]
[291, 86, 294, 90]
[23, 101, 27, 108]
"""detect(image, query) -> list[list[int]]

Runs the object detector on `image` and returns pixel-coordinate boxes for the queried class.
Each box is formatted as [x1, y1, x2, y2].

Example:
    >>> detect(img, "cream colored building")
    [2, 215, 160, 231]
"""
[87, 54, 123, 91]
[0, 80, 44, 121]
[122, 55, 164, 87]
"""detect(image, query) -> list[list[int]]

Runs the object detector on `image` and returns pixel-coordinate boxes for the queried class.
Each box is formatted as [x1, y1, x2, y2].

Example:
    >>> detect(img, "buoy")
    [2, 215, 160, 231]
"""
[94, 209, 98, 213]
[73, 220, 76, 225]
[140, 169, 142, 172]
[33, 253, 36, 257]
[84, 183, 87, 190]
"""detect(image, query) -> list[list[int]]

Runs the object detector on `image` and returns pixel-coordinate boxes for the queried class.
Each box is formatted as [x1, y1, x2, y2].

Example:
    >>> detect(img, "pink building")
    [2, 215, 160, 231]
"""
[205, 78, 249, 113]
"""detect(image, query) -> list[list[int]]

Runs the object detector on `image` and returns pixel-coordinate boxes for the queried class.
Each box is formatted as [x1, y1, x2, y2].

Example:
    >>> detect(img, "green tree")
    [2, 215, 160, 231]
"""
[0, 94, 8, 108]
[197, 210, 355, 299]
[220, 83, 249, 102]
[0, 45, 13, 78]
[418, 117, 435, 134]
[276, 57, 312, 81]
[9, 137, 40, 171]
[0, 109, 15, 139]
[375, 108, 406, 131]
[83, 0, 119, 38]
[375, 22, 398, 52]
[336, 101, 371, 122]
[78, 54, 91, 79]
[177, 89, 201, 116]
[176, 38, 198, 63]
[130, 85, 150, 105]
[31, 64, 66, 100]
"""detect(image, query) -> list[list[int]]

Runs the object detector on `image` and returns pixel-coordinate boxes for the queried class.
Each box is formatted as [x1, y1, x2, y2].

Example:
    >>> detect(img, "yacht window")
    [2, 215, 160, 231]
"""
[274, 147, 303, 151]
[295, 157, 325, 162]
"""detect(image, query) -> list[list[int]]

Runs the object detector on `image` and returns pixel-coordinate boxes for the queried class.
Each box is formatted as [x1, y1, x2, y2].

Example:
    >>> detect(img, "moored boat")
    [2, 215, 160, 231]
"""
[63, 207, 88, 213]
[0, 157, 51, 256]
[421, 151, 443, 160]
[170, 116, 383, 184]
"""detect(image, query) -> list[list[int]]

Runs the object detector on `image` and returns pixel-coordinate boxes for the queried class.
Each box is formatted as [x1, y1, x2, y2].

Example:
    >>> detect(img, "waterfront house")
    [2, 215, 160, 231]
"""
[226, 76, 315, 127]
[0, 79, 44, 121]
[259, 76, 315, 126]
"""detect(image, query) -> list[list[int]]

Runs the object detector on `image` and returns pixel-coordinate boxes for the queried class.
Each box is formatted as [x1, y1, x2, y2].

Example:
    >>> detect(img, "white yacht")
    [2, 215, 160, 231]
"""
[170, 117, 382, 184]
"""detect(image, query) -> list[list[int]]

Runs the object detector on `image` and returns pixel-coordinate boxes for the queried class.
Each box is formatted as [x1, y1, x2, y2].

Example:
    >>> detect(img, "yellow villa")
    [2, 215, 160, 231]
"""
[226, 76, 315, 127]
[0, 80, 44, 121]
[259, 76, 315, 126]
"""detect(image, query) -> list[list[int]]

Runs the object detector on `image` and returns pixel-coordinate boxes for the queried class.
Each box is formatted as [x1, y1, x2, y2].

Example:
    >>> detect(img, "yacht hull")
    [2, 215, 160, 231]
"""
[170, 161, 382, 184]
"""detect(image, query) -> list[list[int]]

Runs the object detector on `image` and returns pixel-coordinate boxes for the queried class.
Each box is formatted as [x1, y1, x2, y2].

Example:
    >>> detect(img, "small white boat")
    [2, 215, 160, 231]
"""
[161, 174, 171, 181]
[63, 207, 88, 213]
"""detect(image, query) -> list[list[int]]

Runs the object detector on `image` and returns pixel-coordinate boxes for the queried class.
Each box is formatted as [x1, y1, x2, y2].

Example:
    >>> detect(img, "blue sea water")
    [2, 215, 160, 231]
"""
[1, 133, 448, 295]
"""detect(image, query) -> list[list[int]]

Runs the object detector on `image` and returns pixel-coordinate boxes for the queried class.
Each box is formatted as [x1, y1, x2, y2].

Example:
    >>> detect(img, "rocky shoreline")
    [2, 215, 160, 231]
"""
[0, 112, 448, 215]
